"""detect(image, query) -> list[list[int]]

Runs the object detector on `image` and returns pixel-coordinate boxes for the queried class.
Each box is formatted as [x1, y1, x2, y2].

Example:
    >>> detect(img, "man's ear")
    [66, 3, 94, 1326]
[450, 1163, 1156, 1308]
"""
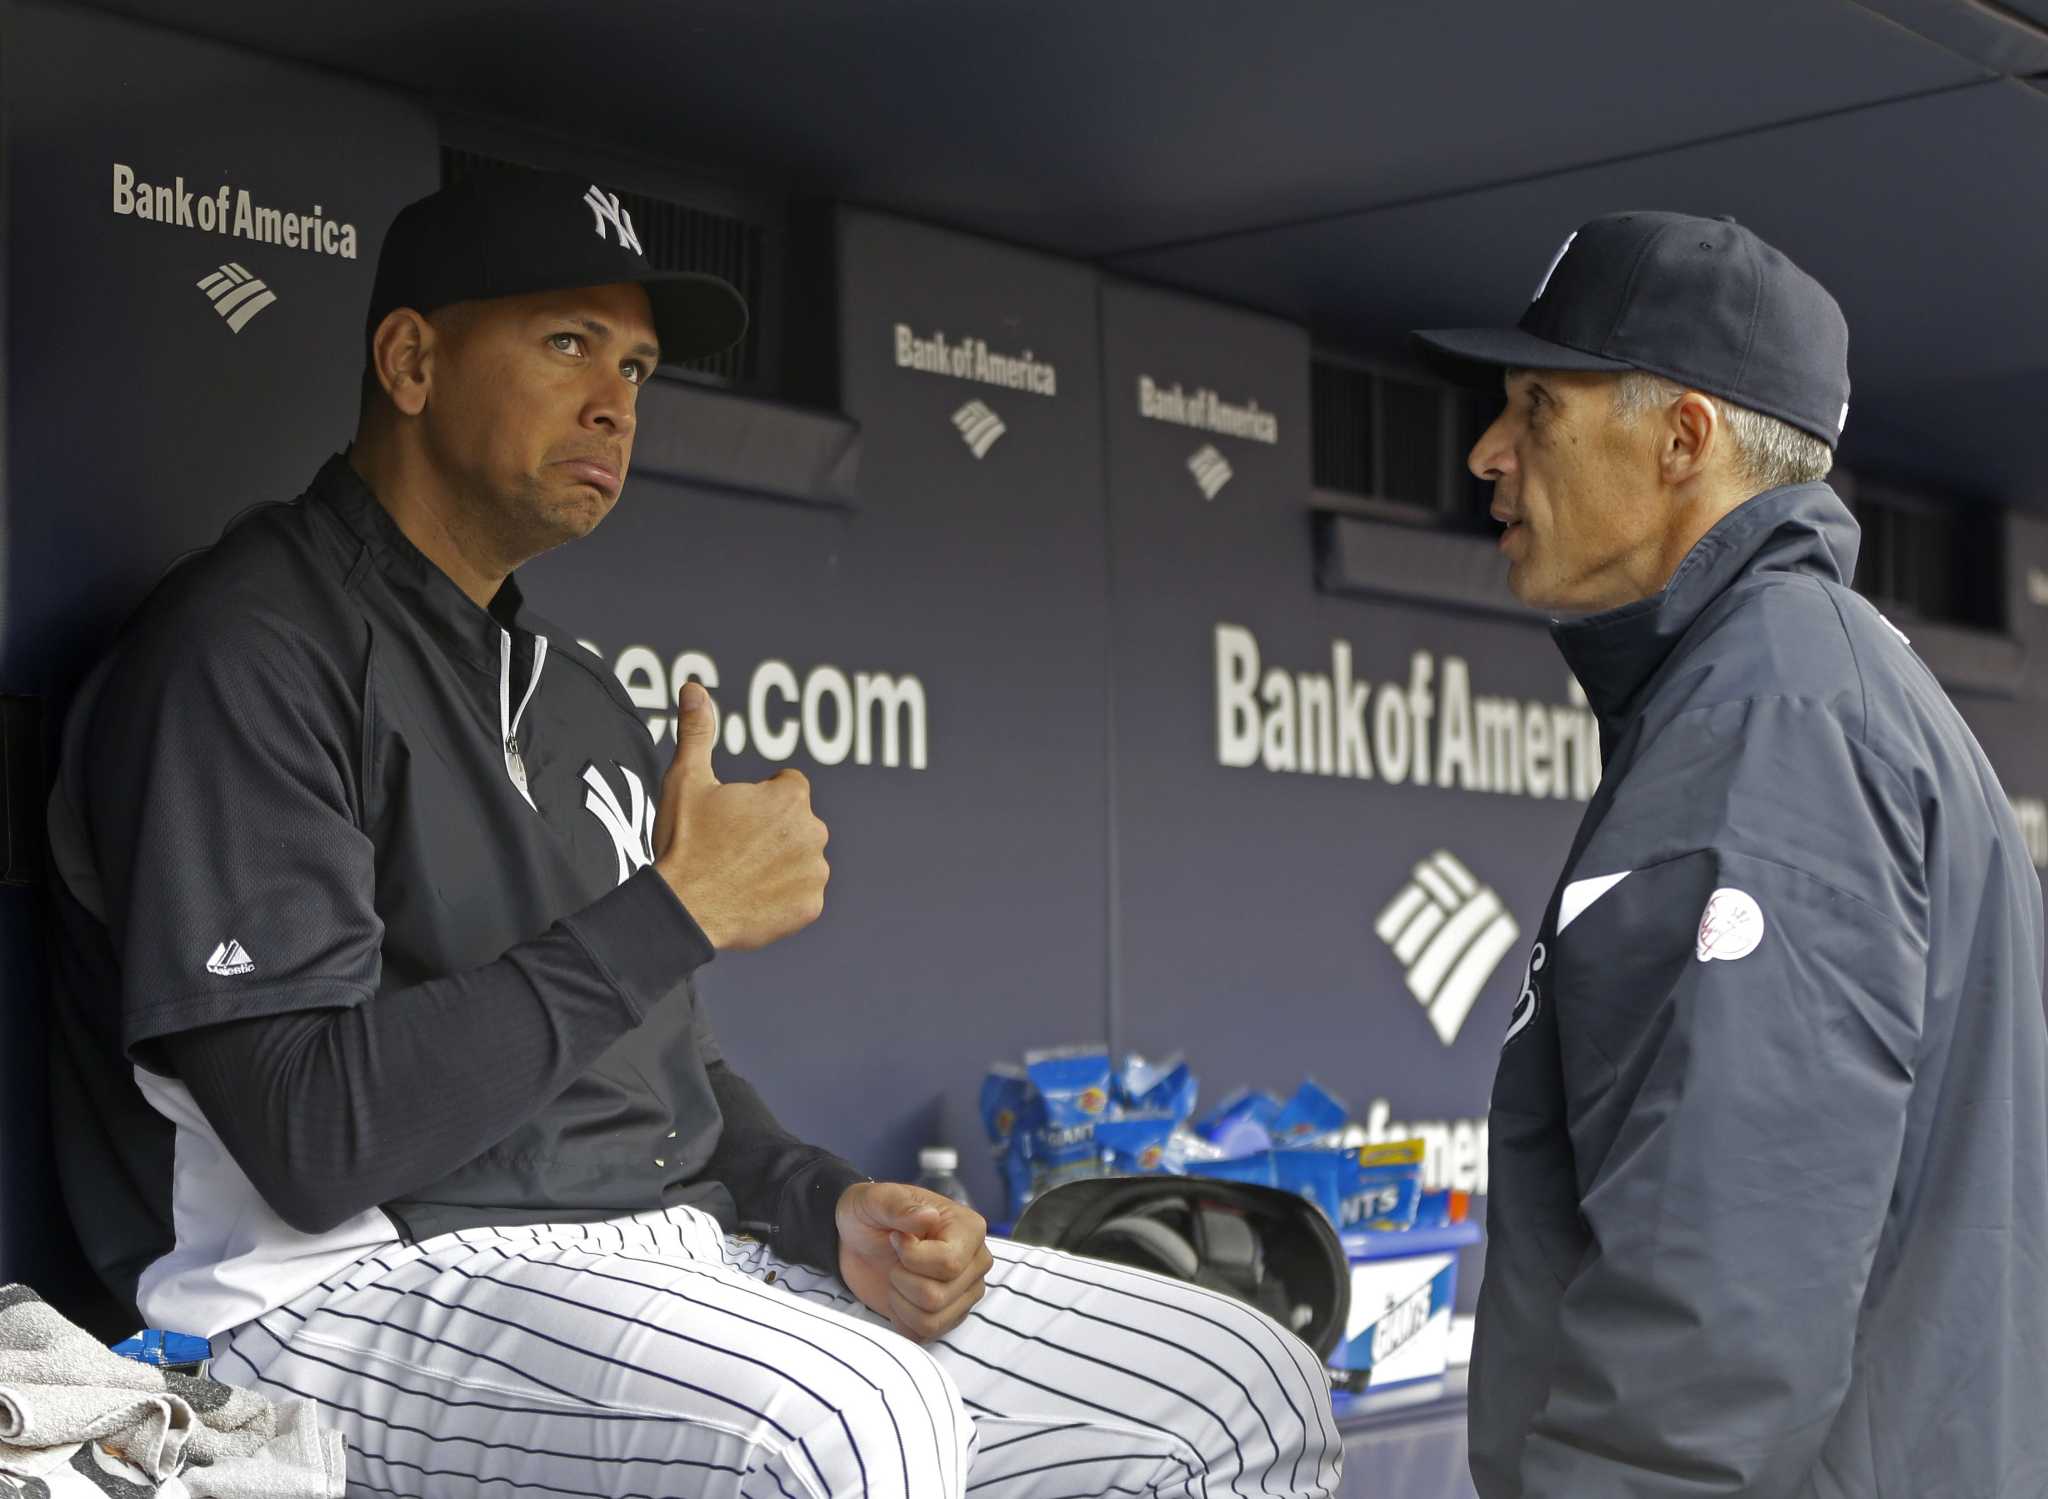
[368, 308, 435, 418]
[1662, 389, 1720, 487]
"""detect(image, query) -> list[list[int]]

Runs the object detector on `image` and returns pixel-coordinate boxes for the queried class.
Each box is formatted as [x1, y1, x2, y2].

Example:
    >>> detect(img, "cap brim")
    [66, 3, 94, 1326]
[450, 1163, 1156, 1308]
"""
[640, 272, 750, 365]
[1410, 325, 1632, 386]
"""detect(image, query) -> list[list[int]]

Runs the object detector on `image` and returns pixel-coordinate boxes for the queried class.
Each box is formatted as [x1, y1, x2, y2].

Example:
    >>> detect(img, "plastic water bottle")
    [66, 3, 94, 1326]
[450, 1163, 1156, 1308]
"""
[914, 1146, 975, 1211]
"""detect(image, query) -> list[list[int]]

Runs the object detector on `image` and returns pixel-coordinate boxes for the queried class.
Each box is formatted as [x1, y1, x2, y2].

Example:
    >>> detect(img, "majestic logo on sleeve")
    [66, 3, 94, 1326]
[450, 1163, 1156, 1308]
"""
[205, 940, 255, 977]
[583, 762, 656, 886]
[1696, 887, 1765, 962]
[1375, 851, 1520, 1046]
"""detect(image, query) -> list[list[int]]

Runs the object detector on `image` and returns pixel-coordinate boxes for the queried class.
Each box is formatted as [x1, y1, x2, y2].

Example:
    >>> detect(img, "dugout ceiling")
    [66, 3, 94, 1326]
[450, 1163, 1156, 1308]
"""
[64, 0, 2048, 511]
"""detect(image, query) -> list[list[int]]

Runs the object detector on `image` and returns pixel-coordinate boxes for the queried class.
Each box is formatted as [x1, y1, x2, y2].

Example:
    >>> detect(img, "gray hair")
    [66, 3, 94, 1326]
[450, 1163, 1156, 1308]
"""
[1610, 371, 1833, 491]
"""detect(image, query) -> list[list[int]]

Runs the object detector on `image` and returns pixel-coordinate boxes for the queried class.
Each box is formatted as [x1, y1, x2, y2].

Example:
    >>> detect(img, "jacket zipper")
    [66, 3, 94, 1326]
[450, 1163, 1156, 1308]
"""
[499, 627, 549, 809]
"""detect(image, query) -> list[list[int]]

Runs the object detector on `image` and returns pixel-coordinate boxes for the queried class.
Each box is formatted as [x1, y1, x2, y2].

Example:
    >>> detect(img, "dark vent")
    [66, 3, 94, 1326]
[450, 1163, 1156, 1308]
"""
[440, 148, 764, 386]
[1850, 479, 2002, 630]
[1380, 376, 1443, 509]
[1312, 357, 1495, 527]
[1311, 361, 1375, 498]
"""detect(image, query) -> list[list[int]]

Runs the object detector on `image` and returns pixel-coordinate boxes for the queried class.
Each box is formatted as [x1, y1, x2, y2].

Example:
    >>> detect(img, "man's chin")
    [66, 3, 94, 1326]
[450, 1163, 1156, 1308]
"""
[548, 486, 615, 538]
[1505, 567, 1589, 615]
[1504, 560, 1549, 609]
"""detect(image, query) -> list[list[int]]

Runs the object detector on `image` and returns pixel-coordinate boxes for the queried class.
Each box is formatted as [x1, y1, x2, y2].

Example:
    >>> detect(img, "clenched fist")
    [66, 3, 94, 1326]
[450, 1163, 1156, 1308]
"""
[653, 681, 830, 950]
[836, 1182, 991, 1342]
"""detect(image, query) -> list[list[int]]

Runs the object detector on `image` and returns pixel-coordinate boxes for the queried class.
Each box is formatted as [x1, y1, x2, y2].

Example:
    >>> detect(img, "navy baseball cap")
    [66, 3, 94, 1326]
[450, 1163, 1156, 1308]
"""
[368, 171, 748, 365]
[1413, 211, 1850, 447]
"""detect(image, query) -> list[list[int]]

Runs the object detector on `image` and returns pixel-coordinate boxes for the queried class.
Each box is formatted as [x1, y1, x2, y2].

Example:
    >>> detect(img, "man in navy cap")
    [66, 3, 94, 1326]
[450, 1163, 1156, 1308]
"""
[1415, 212, 2048, 1496]
[48, 172, 1342, 1498]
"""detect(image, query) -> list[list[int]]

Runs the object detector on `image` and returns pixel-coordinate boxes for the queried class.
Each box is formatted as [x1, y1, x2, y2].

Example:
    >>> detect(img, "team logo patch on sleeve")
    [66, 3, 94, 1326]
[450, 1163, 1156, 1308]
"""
[1696, 888, 1765, 963]
[583, 761, 657, 886]
[1503, 940, 1544, 1047]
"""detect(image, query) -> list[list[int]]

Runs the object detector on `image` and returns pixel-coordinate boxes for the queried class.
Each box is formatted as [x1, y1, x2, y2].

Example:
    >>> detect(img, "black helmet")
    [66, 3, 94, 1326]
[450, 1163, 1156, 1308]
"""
[1012, 1176, 1351, 1360]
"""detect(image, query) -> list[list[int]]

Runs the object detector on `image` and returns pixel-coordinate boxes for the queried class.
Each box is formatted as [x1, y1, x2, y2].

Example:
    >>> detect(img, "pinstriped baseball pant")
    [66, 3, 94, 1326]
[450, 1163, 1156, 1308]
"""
[212, 1204, 1343, 1499]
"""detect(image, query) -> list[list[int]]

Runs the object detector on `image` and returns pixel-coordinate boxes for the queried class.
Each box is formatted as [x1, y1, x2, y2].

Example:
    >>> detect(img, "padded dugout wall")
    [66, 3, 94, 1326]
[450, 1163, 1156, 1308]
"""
[1102, 283, 1590, 1305]
[4, 2, 438, 692]
[1, 0, 437, 1296]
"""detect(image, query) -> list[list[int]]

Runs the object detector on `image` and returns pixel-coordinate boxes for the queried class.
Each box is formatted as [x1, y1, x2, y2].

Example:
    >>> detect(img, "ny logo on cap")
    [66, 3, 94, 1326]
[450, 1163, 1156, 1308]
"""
[1531, 231, 1577, 303]
[582, 184, 644, 255]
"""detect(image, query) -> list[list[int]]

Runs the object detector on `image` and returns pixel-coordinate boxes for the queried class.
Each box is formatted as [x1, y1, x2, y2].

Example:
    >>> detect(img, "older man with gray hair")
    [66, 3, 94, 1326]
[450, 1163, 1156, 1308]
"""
[1415, 211, 2048, 1497]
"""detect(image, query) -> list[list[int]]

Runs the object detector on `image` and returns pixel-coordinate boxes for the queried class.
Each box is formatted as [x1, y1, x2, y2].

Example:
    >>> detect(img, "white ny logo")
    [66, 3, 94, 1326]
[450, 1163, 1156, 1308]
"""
[582, 762, 656, 886]
[582, 185, 644, 255]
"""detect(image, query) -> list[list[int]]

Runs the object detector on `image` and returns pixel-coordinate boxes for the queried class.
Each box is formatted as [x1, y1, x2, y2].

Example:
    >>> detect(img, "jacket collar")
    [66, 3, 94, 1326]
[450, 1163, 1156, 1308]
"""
[308, 451, 538, 673]
[1552, 481, 1860, 735]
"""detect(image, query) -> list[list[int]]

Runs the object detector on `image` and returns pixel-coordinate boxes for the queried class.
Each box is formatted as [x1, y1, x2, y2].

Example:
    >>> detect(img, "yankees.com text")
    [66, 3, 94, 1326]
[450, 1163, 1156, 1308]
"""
[584, 642, 930, 770]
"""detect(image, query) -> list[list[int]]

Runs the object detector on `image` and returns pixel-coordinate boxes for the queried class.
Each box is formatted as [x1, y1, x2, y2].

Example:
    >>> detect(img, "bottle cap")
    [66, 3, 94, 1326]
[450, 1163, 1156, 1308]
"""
[919, 1146, 958, 1172]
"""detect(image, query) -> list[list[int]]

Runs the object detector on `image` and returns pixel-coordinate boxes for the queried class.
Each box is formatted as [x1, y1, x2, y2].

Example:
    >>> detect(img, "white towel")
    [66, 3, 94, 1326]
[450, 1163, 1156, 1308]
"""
[0, 1285, 342, 1498]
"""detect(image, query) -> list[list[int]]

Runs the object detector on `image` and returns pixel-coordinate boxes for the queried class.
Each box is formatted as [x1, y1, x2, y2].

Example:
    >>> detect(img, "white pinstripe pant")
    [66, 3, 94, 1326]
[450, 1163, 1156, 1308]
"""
[212, 1205, 1343, 1499]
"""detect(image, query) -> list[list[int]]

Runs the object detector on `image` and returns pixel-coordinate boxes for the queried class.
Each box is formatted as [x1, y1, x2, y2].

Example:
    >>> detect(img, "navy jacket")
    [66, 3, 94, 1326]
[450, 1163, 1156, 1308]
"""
[48, 454, 863, 1334]
[1471, 483, 2048, 1497]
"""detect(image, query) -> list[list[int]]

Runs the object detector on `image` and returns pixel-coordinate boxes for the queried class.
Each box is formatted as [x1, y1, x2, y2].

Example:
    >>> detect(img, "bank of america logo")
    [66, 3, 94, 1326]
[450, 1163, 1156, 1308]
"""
[196, 263, 276, 333]
[205, 939, 255, 977]
[1188, 444, 1233, 500]
[952, 400, 1007, 459]
[1374, 851, 1519, 1046]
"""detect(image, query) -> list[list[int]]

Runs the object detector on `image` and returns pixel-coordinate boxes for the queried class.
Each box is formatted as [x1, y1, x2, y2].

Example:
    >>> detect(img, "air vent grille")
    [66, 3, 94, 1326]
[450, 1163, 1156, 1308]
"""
[1851, 480, 2002, 630]
[1312, 357, 1494, 527]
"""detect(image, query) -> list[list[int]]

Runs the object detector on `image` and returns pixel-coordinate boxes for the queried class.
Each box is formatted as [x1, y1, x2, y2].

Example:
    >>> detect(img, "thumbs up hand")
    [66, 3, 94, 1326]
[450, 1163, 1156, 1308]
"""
[653, 682, 830, 951]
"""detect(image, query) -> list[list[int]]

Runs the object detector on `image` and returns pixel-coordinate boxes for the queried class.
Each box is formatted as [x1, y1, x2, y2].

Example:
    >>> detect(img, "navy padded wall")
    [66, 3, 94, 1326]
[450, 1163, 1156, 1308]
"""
[2, 0, 437, 1308]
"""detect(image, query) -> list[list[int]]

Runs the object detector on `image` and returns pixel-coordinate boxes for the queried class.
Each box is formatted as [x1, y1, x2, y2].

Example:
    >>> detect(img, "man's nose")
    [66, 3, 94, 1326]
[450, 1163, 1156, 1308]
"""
[584, 373, 637, 436]
[1468, 413, 1514, 482]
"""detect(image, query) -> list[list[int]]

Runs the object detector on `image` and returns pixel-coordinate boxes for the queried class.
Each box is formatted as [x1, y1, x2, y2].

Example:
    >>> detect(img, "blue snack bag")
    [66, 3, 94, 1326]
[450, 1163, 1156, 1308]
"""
[1116, 1053, 1172, 1109]
[1171, 1127, 1231, 1168]
[1119, 1054, 1198, 1123]
[1340, 1140, 1425, 1231]
[1095, 1112, 1181, 1175]
[1271, 1146, 1351, 1226]
[1190, 1149, 1278, 1190]
[1271, 1080, 1349, 1145]
[1026, 1045, 1112, 1133]
[1026, 1045, 1112, 1193]
[1001, 1126, 1037, 1223]
[1208, 1113, 1274, 1159]
[981, 1064, 1031, 1151]
[1410, 1189, 1453, 1230]
[1195, 1086, 1281, 1141]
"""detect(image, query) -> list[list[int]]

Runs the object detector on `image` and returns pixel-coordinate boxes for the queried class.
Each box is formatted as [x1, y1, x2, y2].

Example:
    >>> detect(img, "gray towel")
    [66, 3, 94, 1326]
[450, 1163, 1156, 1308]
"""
[0, 1286, 343, 1498]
